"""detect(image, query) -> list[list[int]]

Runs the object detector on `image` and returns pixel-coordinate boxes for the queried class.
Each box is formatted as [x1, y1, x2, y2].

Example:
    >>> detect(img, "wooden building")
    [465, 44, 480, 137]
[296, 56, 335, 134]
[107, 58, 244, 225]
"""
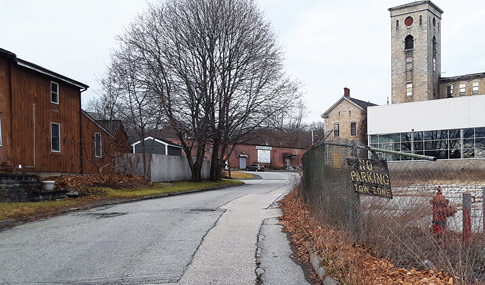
[0, 48, 128, 174]
[131, 136, 183, 156]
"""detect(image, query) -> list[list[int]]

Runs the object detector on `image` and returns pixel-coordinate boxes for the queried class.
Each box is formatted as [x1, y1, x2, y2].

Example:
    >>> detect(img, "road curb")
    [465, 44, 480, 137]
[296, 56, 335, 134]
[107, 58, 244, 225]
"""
[309, 253, 339, 285]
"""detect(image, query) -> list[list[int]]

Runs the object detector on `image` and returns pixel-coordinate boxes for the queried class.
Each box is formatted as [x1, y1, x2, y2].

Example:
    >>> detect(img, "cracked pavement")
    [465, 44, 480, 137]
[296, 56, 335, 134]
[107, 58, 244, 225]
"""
[0, 172, 309, 284]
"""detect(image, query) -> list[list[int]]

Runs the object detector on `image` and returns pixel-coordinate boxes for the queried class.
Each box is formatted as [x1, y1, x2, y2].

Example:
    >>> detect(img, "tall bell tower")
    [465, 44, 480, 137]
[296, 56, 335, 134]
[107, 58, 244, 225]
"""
[389, 1, 443, 104]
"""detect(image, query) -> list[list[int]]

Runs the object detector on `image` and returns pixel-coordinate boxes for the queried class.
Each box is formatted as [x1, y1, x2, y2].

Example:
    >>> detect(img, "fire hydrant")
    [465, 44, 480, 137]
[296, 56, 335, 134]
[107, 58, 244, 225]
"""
[430, 186, 456, 245]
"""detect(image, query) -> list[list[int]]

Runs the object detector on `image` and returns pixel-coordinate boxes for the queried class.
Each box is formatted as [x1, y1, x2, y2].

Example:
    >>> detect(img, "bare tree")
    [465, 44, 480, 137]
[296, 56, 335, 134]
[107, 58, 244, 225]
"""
[106, 0, 302, 181]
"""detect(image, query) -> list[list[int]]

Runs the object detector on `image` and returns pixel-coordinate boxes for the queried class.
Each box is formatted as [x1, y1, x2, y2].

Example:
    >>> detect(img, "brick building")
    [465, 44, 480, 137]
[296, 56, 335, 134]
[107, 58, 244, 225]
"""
[227, 144, 306, 170]
[321, 87, 376, 144]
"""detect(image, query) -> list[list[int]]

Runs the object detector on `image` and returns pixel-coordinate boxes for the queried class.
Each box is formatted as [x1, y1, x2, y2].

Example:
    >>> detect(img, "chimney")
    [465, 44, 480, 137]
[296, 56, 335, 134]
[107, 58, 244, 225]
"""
[344, 87, 350, 97]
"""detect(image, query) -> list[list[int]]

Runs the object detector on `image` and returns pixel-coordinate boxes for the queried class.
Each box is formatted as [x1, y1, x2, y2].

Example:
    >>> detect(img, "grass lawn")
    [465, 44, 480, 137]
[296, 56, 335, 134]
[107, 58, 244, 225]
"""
[0, 179, 243, 223]
[222, 171, 255, 179]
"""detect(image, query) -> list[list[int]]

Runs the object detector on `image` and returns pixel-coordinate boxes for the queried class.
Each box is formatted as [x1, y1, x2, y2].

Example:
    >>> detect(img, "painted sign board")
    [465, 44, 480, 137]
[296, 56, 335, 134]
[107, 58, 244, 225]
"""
[346, 158, 393, 199]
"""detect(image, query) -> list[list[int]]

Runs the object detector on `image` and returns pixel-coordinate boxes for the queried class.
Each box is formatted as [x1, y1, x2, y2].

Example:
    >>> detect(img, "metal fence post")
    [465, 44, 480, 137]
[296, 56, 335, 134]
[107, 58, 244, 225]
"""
[463, 193, 472, 247]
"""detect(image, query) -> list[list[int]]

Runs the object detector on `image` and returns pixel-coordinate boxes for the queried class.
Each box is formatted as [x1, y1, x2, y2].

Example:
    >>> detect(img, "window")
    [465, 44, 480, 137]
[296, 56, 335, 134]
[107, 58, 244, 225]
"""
[350, 122, 357, 137]
[406, 83, 413, 96]
[94, 132, 102, 158]
[432, 37, 437, 51]
[405, 35, 414, 50]
[419, 15, 422, 26]
[51, 82, 59, 104]
[472, 82, 479, 95]
[447, 85, 454, 98]
[459, 84, 466, 96]
[404, 16, 413, 26]
[333, 123, 339, 137]
[433, 57, 436, 72]
[396, 20, 399, 30]
[51, 123, 60, 152]
[406, 57, 413, 71]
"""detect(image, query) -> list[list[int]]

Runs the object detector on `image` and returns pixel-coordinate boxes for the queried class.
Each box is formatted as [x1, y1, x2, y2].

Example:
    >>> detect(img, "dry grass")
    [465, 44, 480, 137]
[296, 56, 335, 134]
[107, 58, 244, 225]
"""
[0, 179, 243, 226]
[222, 170, 255, 179]
[279, 184, 454, 284]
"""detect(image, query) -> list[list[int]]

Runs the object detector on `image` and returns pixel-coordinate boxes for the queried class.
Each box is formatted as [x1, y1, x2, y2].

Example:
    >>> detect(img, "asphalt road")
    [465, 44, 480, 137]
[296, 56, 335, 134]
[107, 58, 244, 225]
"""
[0, 171, 309, 284]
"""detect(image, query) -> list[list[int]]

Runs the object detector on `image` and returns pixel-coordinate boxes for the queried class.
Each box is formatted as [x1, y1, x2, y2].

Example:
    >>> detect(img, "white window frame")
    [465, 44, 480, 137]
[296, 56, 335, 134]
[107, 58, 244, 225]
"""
[51, 123, 61, 152]
[406, 83, 413, 96]
[94, 132, 102, 158]
[472, 82, 479, 95]
[51, 81, 59, 104]
[459, 83, 466, 96]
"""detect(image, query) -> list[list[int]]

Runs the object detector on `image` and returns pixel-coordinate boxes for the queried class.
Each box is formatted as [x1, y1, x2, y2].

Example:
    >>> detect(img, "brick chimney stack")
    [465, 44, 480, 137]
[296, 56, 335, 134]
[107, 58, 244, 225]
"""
[344, 87, 350, 97]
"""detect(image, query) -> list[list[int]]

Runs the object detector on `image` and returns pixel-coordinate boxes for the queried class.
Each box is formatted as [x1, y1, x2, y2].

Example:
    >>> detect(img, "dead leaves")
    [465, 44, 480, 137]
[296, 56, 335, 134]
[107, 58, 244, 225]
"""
[44, 174, 150, 194]
[279, 189, 453, 285]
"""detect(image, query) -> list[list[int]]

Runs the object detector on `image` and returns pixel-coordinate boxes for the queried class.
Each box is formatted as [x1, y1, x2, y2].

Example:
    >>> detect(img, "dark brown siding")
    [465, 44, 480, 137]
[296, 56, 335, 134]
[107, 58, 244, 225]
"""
[8, 64, 82, 173]
[114, 124, 131, 154]
[0, 58, 12, 163]
[81, 114, 114, 174]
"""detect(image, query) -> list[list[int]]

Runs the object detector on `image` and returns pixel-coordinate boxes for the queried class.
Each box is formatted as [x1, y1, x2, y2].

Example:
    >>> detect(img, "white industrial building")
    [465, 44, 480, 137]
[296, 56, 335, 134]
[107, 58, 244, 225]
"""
[368, 95, 485, 160]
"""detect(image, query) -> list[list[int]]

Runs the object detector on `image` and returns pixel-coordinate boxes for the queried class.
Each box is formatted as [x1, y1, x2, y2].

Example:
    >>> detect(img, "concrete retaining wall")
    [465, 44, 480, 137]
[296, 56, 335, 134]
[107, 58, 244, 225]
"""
[116, 154, 210, 182]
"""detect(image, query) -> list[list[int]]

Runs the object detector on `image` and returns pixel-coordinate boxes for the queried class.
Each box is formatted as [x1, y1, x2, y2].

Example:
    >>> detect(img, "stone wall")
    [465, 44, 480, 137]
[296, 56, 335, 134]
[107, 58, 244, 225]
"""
[324, 99, 366, 142]
[0, 173, 38, 202]
[0, 173, 67, 202]
[390, 1, 442, 104]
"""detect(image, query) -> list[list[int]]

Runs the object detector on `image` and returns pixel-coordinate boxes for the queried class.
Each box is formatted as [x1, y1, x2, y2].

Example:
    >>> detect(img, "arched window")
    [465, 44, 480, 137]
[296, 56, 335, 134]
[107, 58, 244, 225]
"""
[405, 35, 414, 50]
[396, 20, 399, 30]
[419, 15, 422, 26]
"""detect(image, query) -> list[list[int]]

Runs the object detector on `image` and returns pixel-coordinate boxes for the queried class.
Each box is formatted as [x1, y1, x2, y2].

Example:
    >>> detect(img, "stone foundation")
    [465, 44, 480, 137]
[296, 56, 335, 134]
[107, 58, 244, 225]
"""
[0, 173, 67, 202]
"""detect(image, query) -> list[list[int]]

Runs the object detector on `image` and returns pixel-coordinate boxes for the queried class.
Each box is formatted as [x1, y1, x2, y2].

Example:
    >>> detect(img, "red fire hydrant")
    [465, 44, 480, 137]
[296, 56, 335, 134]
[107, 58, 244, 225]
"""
[430, 186, 456, 246]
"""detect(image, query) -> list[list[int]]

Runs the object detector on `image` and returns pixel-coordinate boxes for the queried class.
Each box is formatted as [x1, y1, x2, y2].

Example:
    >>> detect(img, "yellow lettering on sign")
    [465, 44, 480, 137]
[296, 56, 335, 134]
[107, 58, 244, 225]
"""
[350, 171, 361, 182]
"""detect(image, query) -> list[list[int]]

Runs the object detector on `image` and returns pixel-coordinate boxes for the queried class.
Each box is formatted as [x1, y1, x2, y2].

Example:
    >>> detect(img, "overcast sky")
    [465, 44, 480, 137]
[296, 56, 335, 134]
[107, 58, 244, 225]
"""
[2, 0, 485, 123]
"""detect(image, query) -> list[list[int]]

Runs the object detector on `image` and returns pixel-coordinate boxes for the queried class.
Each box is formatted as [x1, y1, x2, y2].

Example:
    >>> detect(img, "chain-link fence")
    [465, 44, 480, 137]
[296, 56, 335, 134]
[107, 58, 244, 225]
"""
[301, 139, 485, 282]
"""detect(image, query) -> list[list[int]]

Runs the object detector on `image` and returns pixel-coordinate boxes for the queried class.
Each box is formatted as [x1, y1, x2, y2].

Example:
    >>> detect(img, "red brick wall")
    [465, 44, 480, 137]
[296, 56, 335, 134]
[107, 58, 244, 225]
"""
[227, 144, 306, 170]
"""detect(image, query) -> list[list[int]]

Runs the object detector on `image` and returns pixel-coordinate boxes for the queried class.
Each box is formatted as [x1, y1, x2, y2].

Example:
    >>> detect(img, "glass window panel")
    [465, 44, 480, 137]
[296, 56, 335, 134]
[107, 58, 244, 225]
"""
[463, 139, 474, 149]
[425, 140, 447, 150]
[379, 134, 400, 143]
[449, 129, 461, 139]
[475, 148, 485, 158]
[400, 142, 412, 152]
[423, 131, 438, 140]
[449, 149, 461, 159]
[370, 143, 379, 149]
[380, 143, 400, 151]
[449, 139, 461, 149]
[401, 133, 412, 142]
[463, 149, 475, 158]
[413, 131, 423, 141]
[475, 128, 485, 138]
[370, 135, 378, 143]
[424, 150, 440, 158]
[475, 138, 485, 147]
[463, 128, 474, 138]
[438, 130, 448, 139]
[414, 142, 423, 151]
